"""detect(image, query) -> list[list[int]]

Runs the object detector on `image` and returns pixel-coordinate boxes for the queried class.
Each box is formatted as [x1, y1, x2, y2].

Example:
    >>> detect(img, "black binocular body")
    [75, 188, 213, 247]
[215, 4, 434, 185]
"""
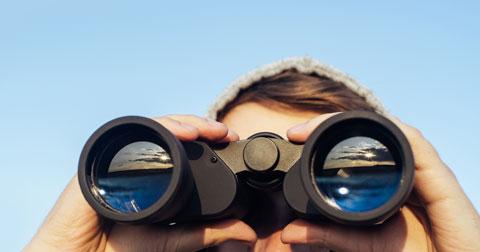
[78, 112, 414, 226]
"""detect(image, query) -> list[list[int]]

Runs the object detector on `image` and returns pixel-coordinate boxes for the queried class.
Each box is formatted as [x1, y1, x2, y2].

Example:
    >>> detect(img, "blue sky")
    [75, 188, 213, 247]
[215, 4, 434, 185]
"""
[1, 1, 479, 250]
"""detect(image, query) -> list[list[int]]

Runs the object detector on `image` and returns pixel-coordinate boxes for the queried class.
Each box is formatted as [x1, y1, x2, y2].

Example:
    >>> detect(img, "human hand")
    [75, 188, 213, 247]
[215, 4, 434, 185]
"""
[281, 113, 480, 251]
[24, 115, 257, 252]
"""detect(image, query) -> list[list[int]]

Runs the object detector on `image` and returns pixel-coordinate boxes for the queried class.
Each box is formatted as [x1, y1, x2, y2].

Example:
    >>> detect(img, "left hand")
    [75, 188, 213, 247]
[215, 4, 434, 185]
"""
[24, 115, 257, 252]
[281, 113, 480, 252]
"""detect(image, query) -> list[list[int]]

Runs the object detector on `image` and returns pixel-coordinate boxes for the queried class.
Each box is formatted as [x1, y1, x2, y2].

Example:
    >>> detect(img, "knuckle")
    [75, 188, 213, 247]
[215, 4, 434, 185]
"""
[163, 114, 179, 119]
[185, 114, 202, 120]
[204, 227, 221, 245]
[155, 115, 178, 123]
[406, 125, 424, 139]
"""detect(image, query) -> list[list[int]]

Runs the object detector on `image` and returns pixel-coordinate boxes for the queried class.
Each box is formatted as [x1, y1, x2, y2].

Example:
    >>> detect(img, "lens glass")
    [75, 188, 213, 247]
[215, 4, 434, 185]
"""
[314, 137, 401, 213]
[93, 141, 173, 213]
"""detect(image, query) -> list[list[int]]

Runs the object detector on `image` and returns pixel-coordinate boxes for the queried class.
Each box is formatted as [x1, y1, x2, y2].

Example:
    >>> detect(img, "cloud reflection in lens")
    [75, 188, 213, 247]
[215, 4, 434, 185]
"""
[315, 137, 401, 213]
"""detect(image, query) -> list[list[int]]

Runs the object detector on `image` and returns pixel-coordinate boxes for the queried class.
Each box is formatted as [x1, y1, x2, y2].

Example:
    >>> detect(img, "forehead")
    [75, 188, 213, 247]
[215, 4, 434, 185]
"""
[220, 102, 321, 140]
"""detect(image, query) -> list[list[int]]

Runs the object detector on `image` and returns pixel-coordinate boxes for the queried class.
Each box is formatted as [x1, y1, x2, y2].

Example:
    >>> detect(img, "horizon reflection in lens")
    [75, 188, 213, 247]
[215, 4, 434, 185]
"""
[314, 137, 401, 213]
[93, 141, 174, 213]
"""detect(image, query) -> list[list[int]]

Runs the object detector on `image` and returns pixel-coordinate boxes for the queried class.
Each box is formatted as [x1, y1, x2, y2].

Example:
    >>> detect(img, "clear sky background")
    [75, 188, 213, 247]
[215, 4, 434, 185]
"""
[1, 1, 479, 250]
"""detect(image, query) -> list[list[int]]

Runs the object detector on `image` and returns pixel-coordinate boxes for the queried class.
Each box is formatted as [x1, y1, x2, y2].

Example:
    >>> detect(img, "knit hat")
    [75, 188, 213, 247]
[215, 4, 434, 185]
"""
[206, 56, 387, 120]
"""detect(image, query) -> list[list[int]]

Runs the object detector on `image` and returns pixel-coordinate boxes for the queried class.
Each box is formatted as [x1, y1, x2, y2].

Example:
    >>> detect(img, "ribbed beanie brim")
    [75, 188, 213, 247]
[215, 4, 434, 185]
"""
[207, 56, 387, 120]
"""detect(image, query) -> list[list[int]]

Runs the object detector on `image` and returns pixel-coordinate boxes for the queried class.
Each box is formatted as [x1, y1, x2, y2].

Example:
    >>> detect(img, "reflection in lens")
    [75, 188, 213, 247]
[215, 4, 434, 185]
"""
[314, 137, 401, 213]
[93, 141, 173, 213]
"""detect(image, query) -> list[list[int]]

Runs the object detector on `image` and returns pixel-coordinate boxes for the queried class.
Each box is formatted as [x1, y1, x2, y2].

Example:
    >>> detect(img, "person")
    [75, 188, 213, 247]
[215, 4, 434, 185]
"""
[24, 57, 480, 251]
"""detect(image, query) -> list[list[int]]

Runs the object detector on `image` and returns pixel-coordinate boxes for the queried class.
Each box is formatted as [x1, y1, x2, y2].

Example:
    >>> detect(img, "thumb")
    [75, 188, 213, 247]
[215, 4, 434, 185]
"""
[281, 219, 369, 251]
[175, 219, 257, 251]
[26, 175, 106, 251]
[287, 113, 339, 143]
[107, 219, 257, 251]
[40, 175, 101, 234]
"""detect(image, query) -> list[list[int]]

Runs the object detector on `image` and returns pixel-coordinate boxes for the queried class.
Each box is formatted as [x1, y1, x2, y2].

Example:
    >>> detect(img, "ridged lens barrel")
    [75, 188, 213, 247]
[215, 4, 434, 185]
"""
[300, 112, 414, 225]
[78, 116, 191, 224]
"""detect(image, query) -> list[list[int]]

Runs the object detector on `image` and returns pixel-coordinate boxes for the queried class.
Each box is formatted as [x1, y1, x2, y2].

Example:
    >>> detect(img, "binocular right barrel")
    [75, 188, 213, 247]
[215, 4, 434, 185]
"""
[283, 112, 414, 225]
[78, 111, 414, 226]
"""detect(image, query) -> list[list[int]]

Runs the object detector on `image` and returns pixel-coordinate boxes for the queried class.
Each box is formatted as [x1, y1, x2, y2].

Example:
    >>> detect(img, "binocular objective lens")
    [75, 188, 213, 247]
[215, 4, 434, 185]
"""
[92, 141, 174, 213]
[314, 137, 401, 213]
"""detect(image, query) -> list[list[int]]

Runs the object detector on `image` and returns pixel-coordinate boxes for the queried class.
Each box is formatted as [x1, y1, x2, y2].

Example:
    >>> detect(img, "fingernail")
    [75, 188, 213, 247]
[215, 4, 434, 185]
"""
[181, 123, 197, 132]
[281, 225, 306, 244]
[208, 120, 226, 129]
[288, 123, 307, 134]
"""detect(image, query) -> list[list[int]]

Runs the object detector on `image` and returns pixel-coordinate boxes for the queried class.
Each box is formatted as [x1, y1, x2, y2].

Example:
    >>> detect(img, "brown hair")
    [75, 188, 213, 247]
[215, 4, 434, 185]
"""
[217, 69, 376, 120]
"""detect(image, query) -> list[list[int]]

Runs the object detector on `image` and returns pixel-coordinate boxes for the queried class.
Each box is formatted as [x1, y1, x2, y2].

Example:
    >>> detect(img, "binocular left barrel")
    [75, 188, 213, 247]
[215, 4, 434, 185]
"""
[78, 112, 414, 225]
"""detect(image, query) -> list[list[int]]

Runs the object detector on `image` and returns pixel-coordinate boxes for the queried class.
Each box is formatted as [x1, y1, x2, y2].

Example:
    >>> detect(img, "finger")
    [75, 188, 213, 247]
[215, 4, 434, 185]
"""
[163, 115, 230, 142]
[44, 176, 100, 231]
[282, 208, 431, 252]
[186, 219, 257, 251]
[27, 175, 105, 251]
[153, 116, 200, 141]
[286, 113, 340, 143]
[217, 128, 240, 143]
[281, 219, 375, 251]
[161, 219, 257, 251]
[387, 116, 445, 170]
[281, 219, 411, 251]
[387, 116, 463, 204]
[106, 219, 256, 252]
[388, 116, 480, 250]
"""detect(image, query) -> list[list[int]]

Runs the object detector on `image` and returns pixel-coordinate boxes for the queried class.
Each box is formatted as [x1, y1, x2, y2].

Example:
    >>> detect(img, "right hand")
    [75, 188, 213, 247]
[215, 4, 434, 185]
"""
[24, 115, 257, 252]
[281, 113, 480, 251]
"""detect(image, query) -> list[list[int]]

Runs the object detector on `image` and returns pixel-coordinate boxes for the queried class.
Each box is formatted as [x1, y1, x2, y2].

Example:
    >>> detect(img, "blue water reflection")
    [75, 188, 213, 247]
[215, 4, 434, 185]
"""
[97, 172, 172, 213]
[94, 141, 174, 213]
[316, 168, 400, 212]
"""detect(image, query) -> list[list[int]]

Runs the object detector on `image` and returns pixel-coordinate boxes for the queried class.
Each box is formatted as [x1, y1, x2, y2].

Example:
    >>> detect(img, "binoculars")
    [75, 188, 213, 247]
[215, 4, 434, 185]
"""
[78, 111, 414, 226]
